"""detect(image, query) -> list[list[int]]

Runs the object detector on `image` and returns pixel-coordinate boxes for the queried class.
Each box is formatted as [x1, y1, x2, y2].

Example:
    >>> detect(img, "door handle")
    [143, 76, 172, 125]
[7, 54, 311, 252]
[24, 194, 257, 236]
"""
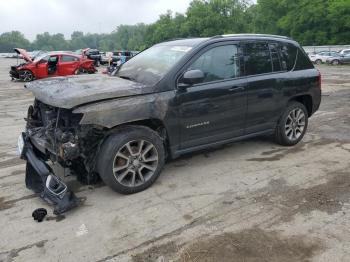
[228, 86, 245, 92]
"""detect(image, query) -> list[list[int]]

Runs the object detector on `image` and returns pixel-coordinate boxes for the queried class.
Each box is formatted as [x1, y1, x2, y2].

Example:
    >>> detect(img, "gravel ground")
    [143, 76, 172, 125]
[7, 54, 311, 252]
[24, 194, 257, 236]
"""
[0, 59, 349, 262]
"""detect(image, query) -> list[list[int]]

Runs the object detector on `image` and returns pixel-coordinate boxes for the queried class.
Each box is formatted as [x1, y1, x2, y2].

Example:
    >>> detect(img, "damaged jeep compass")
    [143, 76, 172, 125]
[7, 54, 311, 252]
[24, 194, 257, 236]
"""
[19, 34, 321, 214]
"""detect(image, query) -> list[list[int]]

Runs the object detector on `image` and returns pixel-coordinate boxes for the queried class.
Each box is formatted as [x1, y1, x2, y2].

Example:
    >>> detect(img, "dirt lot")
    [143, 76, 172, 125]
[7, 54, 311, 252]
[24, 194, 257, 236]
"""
[0, 58, 349, 262]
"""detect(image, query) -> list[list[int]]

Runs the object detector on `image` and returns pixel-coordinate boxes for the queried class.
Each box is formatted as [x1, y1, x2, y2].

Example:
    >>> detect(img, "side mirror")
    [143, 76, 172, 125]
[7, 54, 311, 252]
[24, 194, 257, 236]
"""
[179, 69, 205, 88]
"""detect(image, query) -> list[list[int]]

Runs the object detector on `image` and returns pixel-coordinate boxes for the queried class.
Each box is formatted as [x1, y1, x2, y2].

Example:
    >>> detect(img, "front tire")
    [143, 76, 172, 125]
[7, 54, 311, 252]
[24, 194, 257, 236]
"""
[274, 102, 308, 146]
[19, 70, 34, 82]
[96, 126, 165, 194]
[315, 59, 322, 65]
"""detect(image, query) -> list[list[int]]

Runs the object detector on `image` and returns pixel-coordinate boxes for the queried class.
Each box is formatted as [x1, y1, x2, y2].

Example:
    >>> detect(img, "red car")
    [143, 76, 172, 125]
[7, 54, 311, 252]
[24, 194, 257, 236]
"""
[10, 48, 96, 82]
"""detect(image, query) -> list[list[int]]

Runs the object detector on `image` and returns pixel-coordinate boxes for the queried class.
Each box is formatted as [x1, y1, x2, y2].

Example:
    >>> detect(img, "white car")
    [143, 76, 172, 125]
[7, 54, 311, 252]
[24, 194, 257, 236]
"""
[309, 51, 339, 64]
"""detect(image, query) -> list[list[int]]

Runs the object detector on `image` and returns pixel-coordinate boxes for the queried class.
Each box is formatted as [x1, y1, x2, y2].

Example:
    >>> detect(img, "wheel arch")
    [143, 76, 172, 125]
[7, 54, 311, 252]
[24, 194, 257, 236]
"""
[19, 68, 35, 75]
[19, 68, 35, 81]
[332, 59, 340, 64]
[103, 118, 172, 159]
[288, 94, 313, 117]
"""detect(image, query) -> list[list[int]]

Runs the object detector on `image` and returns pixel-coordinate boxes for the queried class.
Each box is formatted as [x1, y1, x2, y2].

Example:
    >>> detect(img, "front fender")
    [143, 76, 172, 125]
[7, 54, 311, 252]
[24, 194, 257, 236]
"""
[73, 92, 174, 128]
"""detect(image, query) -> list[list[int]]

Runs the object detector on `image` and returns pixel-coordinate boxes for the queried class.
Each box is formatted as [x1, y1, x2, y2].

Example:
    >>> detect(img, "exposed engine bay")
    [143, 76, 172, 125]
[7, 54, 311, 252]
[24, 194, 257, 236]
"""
[10, 63, 28, 79]
[22, 99, 105, 214]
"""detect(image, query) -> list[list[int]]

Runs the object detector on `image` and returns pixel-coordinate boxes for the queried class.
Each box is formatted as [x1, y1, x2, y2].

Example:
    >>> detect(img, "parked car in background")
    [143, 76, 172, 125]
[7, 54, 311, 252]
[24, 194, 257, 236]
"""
[10, 48, 96, 81]
[339, 49, 350, 56]
[101, 51, 138, 65]
[75, 48, 101, 67]
[19, 34, 321, 213]
[85, 49, 101, 66]
[104, 51, 135, 74]
[326, 53, 350, 65]
[100, 52, 111, 65]
[309, 51, 339, 64]
[111, 51, 133, 64]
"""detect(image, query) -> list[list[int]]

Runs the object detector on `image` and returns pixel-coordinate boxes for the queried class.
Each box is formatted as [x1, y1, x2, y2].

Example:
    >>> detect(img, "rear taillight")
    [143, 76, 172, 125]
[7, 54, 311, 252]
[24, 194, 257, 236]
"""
[317, 69, 321, 89]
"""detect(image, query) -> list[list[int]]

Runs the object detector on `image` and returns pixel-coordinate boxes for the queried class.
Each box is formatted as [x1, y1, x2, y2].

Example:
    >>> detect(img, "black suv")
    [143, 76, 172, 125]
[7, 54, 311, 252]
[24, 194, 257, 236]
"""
[19, 34, 321, 213]
[85, 49, 101, 66]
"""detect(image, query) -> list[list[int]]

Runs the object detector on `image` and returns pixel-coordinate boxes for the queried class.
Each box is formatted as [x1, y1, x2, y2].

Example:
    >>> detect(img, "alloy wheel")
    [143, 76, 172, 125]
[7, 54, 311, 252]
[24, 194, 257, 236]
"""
[112, 140, 159, 187]
[332, 60, 339, 65]
[285, 108, 306, 141]
[21, 71, 33, 82]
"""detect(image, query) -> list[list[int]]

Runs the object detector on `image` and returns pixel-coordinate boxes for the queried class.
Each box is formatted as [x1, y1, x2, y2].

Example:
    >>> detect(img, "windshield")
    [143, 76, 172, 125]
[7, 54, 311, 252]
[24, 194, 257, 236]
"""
[116, 44, 192, 85]
[33, 53, 49, 63]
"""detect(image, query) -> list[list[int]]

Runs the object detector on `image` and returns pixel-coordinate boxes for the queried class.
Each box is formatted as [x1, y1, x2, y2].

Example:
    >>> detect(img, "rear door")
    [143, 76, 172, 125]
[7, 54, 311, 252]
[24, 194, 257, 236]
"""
[176, 42, 247, 149]
[243, 41, 288, 134]
[58, 55, 80, 76]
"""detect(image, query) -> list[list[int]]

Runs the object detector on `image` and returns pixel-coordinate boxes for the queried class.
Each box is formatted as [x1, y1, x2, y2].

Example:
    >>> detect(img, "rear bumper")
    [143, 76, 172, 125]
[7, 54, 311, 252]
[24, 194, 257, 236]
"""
[20, 132, 79, 214]
[311, 87, 322, 116]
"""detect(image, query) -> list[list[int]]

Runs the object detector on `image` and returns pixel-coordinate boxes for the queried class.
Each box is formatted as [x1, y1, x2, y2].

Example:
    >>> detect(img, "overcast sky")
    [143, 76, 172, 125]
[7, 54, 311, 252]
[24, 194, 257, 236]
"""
[0, 0, 192, 41]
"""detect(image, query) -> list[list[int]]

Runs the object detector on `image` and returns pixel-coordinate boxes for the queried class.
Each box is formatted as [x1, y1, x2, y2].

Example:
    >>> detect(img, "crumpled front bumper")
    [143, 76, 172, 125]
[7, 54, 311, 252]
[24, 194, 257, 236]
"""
[19, 132, 79, 215]
[9, 67, 20, 79]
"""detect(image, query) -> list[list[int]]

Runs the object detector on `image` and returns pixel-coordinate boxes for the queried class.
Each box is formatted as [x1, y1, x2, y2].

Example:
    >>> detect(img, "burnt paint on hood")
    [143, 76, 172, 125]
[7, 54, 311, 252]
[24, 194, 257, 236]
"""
[24, 74, 155, 109]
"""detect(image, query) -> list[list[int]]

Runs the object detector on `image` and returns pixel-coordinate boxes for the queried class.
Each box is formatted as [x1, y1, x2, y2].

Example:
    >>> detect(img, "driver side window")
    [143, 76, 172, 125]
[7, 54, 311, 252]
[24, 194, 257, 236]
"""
[188, 44, 242, 83]
[49, 56, 58, 62]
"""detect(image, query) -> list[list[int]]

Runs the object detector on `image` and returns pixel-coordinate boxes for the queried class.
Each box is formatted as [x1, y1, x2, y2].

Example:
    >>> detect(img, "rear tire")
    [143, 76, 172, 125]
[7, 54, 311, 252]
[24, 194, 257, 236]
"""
[274, 102, 308, 146]
[315, 59, 322, 65]
[332, 59, 340, 65]
[96, 126, 165, 194]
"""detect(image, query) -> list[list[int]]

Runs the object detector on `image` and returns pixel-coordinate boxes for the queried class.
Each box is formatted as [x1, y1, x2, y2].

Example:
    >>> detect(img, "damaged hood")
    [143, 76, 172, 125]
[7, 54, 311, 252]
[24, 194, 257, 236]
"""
[14, 48, 33, 62]
[25, 74, 155, 109]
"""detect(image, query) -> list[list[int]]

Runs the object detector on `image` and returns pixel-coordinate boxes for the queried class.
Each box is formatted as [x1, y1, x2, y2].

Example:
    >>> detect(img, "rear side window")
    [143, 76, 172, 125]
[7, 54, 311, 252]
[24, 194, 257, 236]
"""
[61, 55, 79, 62]
[244, 42, 272, 75]
[279, 43, 297, 71]
[269, 43, 282, 72]
[189, 44, 243, 83]
[294, 48, 314, 70]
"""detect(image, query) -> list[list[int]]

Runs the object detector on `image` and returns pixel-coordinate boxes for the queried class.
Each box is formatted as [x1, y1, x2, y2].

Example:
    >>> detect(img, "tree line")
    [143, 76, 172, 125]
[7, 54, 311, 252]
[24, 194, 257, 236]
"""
[0, 0, 349, 53]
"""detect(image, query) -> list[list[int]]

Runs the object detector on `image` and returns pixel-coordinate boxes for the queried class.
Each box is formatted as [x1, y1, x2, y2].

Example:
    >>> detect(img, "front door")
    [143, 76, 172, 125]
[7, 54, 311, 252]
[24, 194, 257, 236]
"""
[47, 55, 59, 77]
[35, 55, 50, 79]
[176, 43, 247, 149]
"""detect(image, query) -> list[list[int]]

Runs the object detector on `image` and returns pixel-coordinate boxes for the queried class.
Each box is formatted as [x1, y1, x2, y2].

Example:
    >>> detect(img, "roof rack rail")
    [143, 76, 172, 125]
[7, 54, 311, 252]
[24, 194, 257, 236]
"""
[213, 34, 291, 40]
[210, 35, 223, 39]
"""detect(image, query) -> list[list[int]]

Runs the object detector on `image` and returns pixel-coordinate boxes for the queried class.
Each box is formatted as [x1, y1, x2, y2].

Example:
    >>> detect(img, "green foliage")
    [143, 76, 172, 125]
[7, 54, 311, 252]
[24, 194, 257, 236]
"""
[0, 31, 31, 52]
[0, 0, 349, 52]
[253, 0, 350, 45]
[32, 32, 68, 51]
[183, 0, 249, 37]
[327, 0, 350, 44]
